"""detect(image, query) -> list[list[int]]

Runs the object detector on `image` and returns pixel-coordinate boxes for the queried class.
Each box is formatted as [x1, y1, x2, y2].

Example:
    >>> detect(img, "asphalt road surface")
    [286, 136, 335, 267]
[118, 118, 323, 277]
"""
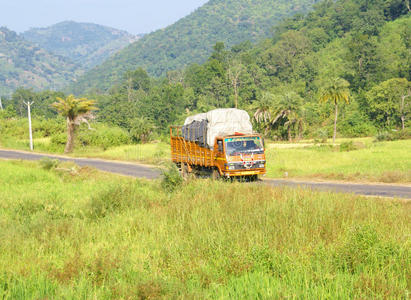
[1, 149, 410, 199]
[0, 149, 160, 179]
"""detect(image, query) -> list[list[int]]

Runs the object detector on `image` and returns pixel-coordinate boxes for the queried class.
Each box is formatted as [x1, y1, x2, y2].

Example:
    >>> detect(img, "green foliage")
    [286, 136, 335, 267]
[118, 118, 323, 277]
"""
[71, 0, 410, 140]
[3, 0, 411, 143]
[39, 157, 60, 170]
[161, 163, 183, 192]
[365, 78, 411, 128]
[87, 183, 138, 218]
[76, 124, 131, 150]
[128, 117, 155, 143]
[70, 0, 321, 93]
[22, 21, 139, 70]
[375, 129, 411, 142]
[339, 141, 356, 152]
[0, 160, 410, 298]
[313, 128, 328, 143]
[0, 27, 82, 95]
[338, 110, 377, 137]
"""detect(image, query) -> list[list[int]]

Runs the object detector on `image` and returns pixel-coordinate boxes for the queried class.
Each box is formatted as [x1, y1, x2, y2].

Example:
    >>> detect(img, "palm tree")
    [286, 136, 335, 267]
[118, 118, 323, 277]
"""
[272, 92, 304, 142]
[52, 95, 97, 153]
[252, 92, 275, 136]
[319, 78, 350, 144]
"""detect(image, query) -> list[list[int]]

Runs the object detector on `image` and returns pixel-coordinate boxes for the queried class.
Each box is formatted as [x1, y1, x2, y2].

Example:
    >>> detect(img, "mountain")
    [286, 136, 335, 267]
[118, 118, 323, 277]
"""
[22, 21, 142, 70]
[70, 0, 320, 94]
[0, 27, 83, 96]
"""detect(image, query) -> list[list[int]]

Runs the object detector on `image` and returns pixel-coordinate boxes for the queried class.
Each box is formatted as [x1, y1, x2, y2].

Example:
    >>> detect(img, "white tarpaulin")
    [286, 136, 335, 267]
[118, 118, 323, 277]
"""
[183, 108, 253, 148]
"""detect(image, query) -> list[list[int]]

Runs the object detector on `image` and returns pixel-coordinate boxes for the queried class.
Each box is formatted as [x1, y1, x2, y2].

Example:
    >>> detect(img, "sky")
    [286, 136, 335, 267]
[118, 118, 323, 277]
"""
[0, 0, 209, 34]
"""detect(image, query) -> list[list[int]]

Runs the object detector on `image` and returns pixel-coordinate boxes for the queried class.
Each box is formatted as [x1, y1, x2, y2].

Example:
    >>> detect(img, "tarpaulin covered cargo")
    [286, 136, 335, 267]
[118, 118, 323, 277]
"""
[181, 120, 208, 147]
[182, 108, 253, 148]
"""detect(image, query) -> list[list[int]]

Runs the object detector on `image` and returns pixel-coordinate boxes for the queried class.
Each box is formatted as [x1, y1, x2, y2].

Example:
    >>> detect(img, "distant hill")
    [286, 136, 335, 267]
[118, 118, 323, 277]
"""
[22, 21, 142, 70]
[0, 27, 83, 96]
[70, 0, 320, 94]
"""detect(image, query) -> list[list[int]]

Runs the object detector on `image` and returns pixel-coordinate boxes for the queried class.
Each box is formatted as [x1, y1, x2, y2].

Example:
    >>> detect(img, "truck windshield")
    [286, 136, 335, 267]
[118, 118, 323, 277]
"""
[225, 137, 264, 156]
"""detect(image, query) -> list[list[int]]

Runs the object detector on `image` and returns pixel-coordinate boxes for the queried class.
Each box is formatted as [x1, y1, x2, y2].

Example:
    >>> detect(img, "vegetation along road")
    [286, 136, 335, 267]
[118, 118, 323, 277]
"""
[1, 149, 410, 199]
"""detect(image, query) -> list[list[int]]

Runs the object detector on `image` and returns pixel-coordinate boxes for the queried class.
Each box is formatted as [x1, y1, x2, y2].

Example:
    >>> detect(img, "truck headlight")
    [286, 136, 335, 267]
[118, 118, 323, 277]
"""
[228, 165, 235, 170]
[259, 164, 265, 168]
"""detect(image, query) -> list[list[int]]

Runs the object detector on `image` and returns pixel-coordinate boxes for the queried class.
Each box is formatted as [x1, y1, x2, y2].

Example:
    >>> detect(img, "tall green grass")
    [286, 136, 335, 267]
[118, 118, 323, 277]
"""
[0, 160, 410, 298]
[266, 139, 411, 183]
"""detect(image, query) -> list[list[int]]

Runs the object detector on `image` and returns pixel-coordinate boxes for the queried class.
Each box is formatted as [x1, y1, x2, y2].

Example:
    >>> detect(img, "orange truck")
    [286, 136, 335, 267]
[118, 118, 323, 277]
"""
[170, 109, 266, 179]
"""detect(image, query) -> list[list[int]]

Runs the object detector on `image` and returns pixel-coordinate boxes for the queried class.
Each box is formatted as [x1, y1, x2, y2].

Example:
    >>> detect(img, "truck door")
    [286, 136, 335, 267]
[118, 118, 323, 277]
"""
[214, 139, 225, 173]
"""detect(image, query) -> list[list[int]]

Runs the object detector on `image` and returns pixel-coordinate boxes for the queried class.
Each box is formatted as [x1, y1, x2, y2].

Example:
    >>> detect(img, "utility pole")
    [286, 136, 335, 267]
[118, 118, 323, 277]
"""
[24, 101, 34, 151]
[0, 96, 3, 110]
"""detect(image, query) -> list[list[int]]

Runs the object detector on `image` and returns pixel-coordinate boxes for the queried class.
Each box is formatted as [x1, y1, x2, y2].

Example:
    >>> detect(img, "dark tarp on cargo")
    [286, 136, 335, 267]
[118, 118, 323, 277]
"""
[181, 120, 208, 147]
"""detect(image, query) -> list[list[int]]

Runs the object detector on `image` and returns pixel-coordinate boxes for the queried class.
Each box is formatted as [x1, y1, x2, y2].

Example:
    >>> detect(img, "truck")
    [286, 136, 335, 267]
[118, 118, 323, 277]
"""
[170, 109, 266, 180]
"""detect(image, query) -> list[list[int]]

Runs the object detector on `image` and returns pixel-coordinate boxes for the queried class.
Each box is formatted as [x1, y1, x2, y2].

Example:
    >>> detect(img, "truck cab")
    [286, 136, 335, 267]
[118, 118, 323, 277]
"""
[213, 134, 266, 179]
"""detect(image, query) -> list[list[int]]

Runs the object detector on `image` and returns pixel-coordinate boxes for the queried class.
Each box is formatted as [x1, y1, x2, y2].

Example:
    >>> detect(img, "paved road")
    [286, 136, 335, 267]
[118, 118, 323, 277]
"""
[0, 149, 161, 179]
[1, 149, 410, 199]
[264, 179, 411, 199]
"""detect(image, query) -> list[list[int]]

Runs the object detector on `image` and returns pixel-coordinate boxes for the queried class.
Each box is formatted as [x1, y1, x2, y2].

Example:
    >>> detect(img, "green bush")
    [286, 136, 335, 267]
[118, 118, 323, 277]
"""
[87, 183, 136, 218]
[339, 112, 377, 137]
[50, 132, 67, 146]
[77, 124, 131, 150]
[32, 118, 65, 138]
[375, 129, 411, 142]
[392, 128, 411, 140]
[161, 163, 183, 192]
[39, 157, 60, 170]
[313, 128, 328, 143]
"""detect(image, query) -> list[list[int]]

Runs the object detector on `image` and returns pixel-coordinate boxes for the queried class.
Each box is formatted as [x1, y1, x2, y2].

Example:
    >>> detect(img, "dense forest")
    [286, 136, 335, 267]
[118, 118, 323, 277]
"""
[1, 0, 410, 147]
[70, 0, 321, 94]
[0, 27, 83, 96]
[22, 21, 141, 70]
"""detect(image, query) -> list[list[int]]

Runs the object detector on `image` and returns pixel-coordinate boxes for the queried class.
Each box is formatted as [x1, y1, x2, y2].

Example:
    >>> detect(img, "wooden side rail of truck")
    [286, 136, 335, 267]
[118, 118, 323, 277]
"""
[170, 126, 266, 179]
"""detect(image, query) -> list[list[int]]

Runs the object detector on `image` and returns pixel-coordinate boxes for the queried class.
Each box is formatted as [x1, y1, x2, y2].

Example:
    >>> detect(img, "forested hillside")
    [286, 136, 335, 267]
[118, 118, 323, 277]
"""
[2, 0, 410, 145]
[22, 21, 141, 70]
[92, 0, 410, 141]
[70, 0, 320, 93]
[0, 27, 83, 96]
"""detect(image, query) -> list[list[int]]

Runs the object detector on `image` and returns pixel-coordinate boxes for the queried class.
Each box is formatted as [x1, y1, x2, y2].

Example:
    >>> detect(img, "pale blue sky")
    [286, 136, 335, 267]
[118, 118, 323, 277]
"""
[1, 0, 209, 34]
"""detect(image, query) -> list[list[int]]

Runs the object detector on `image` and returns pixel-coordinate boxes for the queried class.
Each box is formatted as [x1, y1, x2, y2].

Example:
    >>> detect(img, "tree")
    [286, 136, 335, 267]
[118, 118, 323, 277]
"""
[52, 95, 97, 153]
[129, 117, 155, 143]
[365, 78, 411, 129]
[252, 92, 276, 136]
[271, 92, 304, 142]
[227, 61, 246, 108]
[320, 78, 350, 144]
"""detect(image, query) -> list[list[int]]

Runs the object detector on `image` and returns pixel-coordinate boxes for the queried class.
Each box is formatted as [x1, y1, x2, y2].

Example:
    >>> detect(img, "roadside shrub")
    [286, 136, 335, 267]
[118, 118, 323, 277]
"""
[374, 129, 411, 142]
[339, 141, 356, 152]
[51, 133, 67, 146]
[33, 118, 65, 138]
[313, 128, 328, 143]
[375, 131, 394, 142]
[392, 128, 411, 140]
[339, 141, 365, 152]
[77, 124, 131, 150]
[39, 157, 60, 170]
[339, 112, 377, 137]
[87, 183, 136, 218]
[161, 163, 183, 192]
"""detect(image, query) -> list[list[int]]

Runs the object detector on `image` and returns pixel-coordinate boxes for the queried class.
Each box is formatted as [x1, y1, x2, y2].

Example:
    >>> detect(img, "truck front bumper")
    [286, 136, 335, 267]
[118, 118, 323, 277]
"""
[224, 168, 266, 177]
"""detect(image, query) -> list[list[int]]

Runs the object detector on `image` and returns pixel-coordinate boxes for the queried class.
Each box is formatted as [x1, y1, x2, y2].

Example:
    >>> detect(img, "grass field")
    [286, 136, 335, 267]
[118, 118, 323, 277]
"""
[71, 138, 411, 184]
[0, 160, 410, 298]
[1, 135, 411, 183]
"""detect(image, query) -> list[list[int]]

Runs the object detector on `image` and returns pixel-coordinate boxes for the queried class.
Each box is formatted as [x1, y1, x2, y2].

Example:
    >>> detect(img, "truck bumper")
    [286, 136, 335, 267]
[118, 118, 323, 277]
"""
[224, 169, 266, 177]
